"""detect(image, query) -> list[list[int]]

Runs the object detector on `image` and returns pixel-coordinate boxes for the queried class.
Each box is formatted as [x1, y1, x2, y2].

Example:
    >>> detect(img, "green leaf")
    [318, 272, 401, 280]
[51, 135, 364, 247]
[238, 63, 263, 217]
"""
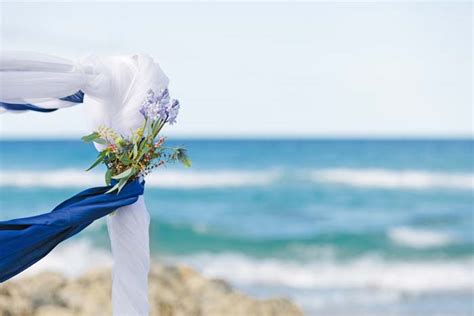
[85, 153, 105, 171]
[115, 136, 123, 144]
[119, 153, 131, 165]
[181, 157, 192, 168]
[105, 168, 112, 185]
[133, 143, 138, 159]
[145, 122, 152, 137]
[117, 178, 128, 193]
[111, 167, 134, 180]
[174, 148, 191, 167]
[138, 144, 150, 160]
[94, 138, 107, 145]
[81, 132, 99, 143]
[106, 178, 128, 194]
[105, 181, 120, 194]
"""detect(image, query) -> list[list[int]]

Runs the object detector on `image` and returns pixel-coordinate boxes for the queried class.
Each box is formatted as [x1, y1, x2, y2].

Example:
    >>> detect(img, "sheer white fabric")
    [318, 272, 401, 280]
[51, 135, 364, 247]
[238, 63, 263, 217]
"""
[107, 196, 150, 316]
[0, 51, 92, 102]
[0, 51, 89, 113]
[80, 54, 168, 316]
[79, 54, 169, 136]
[1, 51, 170, 316]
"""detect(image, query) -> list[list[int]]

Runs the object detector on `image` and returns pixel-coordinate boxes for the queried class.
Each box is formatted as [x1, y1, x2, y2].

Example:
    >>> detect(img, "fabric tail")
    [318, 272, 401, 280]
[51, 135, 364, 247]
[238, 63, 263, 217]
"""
[0, 180, 144, 282]
[107, 196, 150, 316]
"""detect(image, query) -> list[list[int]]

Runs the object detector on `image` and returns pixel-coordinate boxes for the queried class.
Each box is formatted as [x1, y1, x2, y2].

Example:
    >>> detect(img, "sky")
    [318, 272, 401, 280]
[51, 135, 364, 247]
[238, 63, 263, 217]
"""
[0, 1, 472, 138]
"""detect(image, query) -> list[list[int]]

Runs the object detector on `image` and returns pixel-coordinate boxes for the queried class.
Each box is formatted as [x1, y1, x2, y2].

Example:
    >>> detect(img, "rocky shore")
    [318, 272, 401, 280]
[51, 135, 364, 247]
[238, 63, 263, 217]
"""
[0, 264, 303, 316]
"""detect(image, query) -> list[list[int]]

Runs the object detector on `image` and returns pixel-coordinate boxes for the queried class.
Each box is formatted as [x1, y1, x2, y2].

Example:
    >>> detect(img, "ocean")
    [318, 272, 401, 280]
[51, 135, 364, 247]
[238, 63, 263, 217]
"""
[0, 139, 473, 316]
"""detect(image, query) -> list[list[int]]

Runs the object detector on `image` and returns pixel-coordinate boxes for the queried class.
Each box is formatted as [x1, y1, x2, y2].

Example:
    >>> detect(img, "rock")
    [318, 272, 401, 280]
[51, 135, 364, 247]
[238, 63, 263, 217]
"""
[35, 305, 78, 316]
[0, 285, 32, 316]
[0, 264, 303, 316]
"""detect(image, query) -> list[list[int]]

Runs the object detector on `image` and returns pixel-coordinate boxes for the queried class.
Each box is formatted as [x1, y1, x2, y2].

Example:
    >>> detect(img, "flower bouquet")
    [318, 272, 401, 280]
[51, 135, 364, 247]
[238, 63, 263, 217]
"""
[81, 89, 191, 193]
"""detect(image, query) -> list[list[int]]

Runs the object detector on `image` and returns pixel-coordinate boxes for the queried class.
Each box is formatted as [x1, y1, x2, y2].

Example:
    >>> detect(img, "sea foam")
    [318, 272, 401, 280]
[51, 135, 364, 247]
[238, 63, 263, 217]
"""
[0, 169, 278, 189]
[17, 240, 113, 278]
[178, 252, 474, 294]
[16, 240, 474, 315]
[311, 168, 474, 190]
[388, 227, 453, 248]
[1, 168, 473, 190]
[20, 241, 474, 293]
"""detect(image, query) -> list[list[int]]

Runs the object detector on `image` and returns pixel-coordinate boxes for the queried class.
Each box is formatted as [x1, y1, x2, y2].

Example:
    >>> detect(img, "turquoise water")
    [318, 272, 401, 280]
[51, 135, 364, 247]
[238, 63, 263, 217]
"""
[1, 139, 473, 315]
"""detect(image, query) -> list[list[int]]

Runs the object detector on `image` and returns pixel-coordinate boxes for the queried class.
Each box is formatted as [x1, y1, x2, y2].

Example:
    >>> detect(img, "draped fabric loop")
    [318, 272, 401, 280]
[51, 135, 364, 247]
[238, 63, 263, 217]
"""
[0, 51, 170, 316]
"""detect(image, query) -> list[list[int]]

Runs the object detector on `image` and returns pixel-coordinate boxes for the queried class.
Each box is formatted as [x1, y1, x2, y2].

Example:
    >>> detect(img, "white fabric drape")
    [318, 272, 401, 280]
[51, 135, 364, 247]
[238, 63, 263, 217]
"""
[80, 54, 168, 316]
[1, 51, 170, 316]
[0, 51, 91, 110]
[107, 196, 150, 316]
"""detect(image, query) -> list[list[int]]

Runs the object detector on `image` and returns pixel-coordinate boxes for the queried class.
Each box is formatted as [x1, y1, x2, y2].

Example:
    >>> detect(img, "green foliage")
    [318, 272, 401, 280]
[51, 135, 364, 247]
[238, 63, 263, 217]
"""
[171, 148, 192, 168]
[81, 132, 99, 143]
[112, 167, 134, 180]
[85, 152, 105, 171]
[82, 118, 190, 194]
[105, 168, 112, 186]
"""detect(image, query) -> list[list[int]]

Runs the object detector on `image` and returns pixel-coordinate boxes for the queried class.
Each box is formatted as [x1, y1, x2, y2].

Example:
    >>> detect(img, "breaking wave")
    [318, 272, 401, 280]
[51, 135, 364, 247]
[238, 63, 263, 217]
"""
[178, 252, 474, 293]
[388, 227, 454, 248]
[0, 169, 278, 189]
[1, 168, 472, 190]
[311, 168, 473, 190]
[23, 240, 474, 293]
[18, 240, 474, 314]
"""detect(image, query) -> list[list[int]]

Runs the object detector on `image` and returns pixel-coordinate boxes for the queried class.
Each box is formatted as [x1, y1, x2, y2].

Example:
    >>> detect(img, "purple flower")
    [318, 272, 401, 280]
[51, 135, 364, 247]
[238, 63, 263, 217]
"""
[139, 89, 155, 117]
[167, 99, 180, 125]
[139, 88, 180, 124]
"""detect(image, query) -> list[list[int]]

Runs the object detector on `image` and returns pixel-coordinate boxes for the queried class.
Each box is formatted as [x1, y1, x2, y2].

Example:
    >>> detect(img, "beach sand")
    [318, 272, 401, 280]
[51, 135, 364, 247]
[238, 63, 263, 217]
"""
[0, 263, 303, 316]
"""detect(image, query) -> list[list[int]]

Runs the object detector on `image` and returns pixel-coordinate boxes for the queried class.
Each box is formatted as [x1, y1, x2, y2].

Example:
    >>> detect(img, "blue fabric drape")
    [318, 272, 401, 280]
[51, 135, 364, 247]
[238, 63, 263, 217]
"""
[0, 90, 84, 112]
[59, 90, 85, 103]
[0, 102, 58, 112]
[0, 180, 144, 282]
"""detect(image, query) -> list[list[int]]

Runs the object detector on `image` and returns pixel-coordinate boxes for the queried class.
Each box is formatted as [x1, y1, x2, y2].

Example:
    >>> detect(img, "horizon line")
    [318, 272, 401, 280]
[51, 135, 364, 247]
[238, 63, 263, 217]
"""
[0, 134, 472, 141]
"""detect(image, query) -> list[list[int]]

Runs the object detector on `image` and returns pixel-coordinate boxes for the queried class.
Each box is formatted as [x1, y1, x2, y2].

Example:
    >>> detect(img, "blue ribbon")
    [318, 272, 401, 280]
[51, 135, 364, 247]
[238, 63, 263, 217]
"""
[0, 180, 144, 282]
[0, 90, 84, 113]
[59, 90, 85, 103]
[0, 102, 58, 112]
